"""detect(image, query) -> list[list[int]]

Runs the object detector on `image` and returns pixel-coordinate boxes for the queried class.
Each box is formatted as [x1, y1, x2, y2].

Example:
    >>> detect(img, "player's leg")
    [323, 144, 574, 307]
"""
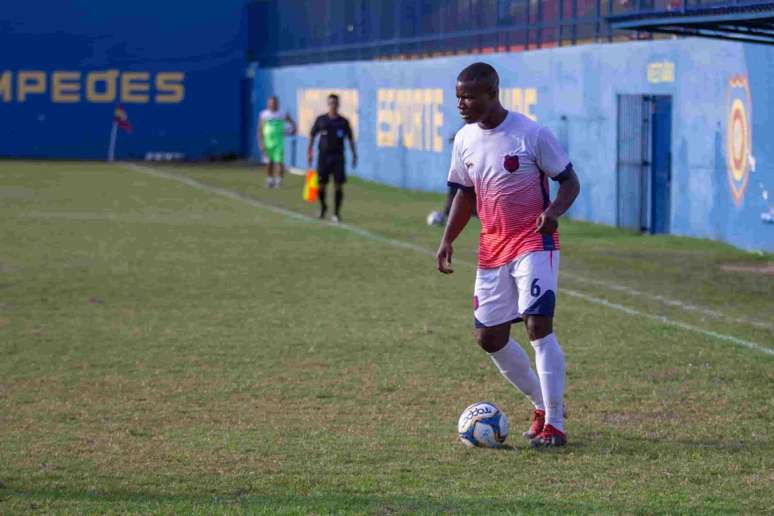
[266, 143, 284, 188]
[275, 164, 284, 187]
[266, 160, 275, 188]
[514, 251, 566, 447]
[275, 143, 285, 187]
[525, 315, 564, 445]
[332, 155, 346, 222]
[332, 184, 343, 223]
[474, 266, 544, 415]
[317, 157, 330, 219]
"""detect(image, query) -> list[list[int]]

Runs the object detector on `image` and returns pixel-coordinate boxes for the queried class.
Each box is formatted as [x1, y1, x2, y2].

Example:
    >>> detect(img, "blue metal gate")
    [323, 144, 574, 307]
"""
[650, 95, 673, 234]
[616, 94, 673, 233]
[616, 94, 649, 232]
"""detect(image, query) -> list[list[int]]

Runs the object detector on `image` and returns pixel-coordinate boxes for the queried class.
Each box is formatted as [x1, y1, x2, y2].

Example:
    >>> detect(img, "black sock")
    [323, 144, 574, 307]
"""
[334, 189, 343, 215]
[319, 187, 327, 215]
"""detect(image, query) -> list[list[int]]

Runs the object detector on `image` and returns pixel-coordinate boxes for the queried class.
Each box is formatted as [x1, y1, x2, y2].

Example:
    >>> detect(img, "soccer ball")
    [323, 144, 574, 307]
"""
[457, 402, 509, 448]
[426, 210, 446, 226]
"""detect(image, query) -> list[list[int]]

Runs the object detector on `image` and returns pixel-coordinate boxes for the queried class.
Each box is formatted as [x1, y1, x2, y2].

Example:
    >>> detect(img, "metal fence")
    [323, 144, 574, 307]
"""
[248, 0, 662, 66]
[248, 0, 770, 66]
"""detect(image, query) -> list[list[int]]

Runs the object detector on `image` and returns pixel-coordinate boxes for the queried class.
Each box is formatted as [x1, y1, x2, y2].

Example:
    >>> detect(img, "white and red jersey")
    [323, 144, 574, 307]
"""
[448, 111, 570, 269]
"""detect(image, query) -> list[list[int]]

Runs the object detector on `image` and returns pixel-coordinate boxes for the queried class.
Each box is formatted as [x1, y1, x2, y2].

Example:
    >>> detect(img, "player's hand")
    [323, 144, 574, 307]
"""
[436, 241, 454, 274]
[307, 150, 313, 167]
[535, 212, 558, 234]
[352, 154, 358, 168]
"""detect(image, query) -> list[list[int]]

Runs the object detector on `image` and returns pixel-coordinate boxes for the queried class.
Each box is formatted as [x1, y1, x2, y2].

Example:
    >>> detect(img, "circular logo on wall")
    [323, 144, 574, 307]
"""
[725, 75, 753, 207]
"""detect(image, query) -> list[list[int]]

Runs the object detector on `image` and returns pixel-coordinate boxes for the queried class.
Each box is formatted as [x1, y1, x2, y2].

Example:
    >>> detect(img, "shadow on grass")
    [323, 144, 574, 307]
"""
[629, 435, 754, 452]
[582, 433, 762, 457]
[2, 487, 614, 514]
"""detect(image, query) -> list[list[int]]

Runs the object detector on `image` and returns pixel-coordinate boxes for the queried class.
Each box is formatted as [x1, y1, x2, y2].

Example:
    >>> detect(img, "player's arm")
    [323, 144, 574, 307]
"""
[436, 186, 475, 274]
[285, 113, 297, 135]
[534, 126, 581, 234]
[345, 120, 357, 168]
[258, 118, 265, 155]
[536, 165, 580, 234]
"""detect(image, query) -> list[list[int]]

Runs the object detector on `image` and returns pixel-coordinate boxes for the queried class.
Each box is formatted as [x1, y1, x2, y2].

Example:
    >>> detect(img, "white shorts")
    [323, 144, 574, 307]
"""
[473, 250, 559, 328]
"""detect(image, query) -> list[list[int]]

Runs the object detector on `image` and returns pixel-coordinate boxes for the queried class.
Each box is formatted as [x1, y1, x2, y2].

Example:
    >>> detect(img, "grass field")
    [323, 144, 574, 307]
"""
[1, 160, 773, 514]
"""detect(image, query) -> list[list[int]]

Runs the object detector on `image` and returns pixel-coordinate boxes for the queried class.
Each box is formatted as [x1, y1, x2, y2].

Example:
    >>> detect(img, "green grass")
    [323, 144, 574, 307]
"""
[1, 160, 772, 514]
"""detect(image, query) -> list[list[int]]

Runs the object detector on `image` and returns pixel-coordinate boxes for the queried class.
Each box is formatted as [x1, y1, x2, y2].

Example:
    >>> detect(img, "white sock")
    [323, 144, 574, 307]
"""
[530, 333, 565, 432]
[489, 338, 544, 410]
[266, 176, 275, 187]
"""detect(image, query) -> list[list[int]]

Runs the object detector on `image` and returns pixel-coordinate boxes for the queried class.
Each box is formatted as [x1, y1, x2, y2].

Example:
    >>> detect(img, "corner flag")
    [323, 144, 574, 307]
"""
[108, 105, 132, 162]
[113, 105, 133, 133]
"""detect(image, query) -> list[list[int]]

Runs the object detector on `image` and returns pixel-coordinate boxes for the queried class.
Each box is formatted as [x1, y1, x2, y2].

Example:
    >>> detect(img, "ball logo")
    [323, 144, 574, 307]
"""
[503, 154, 519, 173]
[462, 405, 494, 422]
[725, 75, 753, 207]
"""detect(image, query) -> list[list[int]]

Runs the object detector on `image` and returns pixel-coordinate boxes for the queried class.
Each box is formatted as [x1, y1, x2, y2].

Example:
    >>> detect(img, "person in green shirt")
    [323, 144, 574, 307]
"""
[258, 96, 296, 188]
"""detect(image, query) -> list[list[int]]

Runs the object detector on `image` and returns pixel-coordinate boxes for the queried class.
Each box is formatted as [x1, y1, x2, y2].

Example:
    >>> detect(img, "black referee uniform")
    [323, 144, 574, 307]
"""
[310, 113, 354, 219]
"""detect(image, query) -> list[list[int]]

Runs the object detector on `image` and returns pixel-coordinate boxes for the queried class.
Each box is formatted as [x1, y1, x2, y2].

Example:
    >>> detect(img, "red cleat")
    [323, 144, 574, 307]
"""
[523, 409, 545, 440]
[530, 423, 567, 448]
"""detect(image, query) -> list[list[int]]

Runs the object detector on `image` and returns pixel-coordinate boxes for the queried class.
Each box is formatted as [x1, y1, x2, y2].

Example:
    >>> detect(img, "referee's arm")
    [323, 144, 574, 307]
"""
[307, 117, 319, 166]
[346, 120, 357, 168]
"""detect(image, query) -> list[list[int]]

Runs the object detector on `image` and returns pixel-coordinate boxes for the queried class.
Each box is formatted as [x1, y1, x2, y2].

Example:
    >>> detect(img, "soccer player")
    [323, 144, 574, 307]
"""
[307, 94, 357, 222]
[258, 96, 296, 188]
[436, 63, 580, 448]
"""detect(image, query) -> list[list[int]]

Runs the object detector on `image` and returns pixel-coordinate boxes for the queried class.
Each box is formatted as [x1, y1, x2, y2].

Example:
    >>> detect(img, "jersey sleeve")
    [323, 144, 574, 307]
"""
[447, 132, 473, 191]
[536, 126, 570, 178]
[344, 119, 353, 140]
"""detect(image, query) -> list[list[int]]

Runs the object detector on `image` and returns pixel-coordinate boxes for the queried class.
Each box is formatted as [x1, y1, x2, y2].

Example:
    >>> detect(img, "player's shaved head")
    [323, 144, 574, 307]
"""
[455, 62, 505, 126]
[457, 62, 499, 96]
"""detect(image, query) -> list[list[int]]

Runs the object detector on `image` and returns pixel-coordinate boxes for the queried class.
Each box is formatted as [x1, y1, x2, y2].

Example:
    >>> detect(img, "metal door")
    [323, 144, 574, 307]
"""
[650, 95, 672, 234]
[616, 95, 649, 231]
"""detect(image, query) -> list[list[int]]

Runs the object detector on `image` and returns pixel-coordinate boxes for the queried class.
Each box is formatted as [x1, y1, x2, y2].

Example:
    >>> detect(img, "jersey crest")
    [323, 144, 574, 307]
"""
[503, 154, 520, 173]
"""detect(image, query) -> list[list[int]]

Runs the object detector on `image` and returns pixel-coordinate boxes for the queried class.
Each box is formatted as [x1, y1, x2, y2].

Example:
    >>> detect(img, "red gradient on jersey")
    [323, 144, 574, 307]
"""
[475, 172, 559, 268]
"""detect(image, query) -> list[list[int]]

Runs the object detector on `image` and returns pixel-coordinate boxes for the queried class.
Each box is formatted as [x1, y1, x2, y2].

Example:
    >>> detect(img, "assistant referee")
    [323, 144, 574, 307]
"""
[307, 94, 357, 222]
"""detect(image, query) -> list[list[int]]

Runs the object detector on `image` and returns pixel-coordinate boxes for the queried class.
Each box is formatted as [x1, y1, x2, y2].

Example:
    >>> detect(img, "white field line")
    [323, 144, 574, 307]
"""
[121, 162, 774, 356]
[288, 165, 773, 332]
[561, 275, 774, 331]
[563, 290, 774, 356]
[17, 211, 260, 225]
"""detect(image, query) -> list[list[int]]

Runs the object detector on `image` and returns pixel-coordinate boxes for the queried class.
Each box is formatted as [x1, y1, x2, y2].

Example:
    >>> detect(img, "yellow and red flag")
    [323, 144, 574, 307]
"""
[303, 169, 318, 203]
[113, 105, 133, 133]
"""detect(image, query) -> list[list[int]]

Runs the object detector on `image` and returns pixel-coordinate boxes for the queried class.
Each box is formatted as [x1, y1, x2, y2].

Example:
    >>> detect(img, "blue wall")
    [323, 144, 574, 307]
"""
[251, 38, 774, 253]
[0, 1, 247, 159]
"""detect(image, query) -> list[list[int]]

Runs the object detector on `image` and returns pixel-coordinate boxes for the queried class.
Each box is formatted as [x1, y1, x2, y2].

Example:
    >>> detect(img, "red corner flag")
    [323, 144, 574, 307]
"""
[108, 105, 132, 161]
[113, 105, 133, 133]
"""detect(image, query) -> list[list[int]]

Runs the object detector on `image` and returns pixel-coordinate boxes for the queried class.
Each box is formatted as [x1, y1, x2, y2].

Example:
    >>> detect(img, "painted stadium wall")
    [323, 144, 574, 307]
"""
[0, 1, 247, 160]
[250, 38, 774, 253]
